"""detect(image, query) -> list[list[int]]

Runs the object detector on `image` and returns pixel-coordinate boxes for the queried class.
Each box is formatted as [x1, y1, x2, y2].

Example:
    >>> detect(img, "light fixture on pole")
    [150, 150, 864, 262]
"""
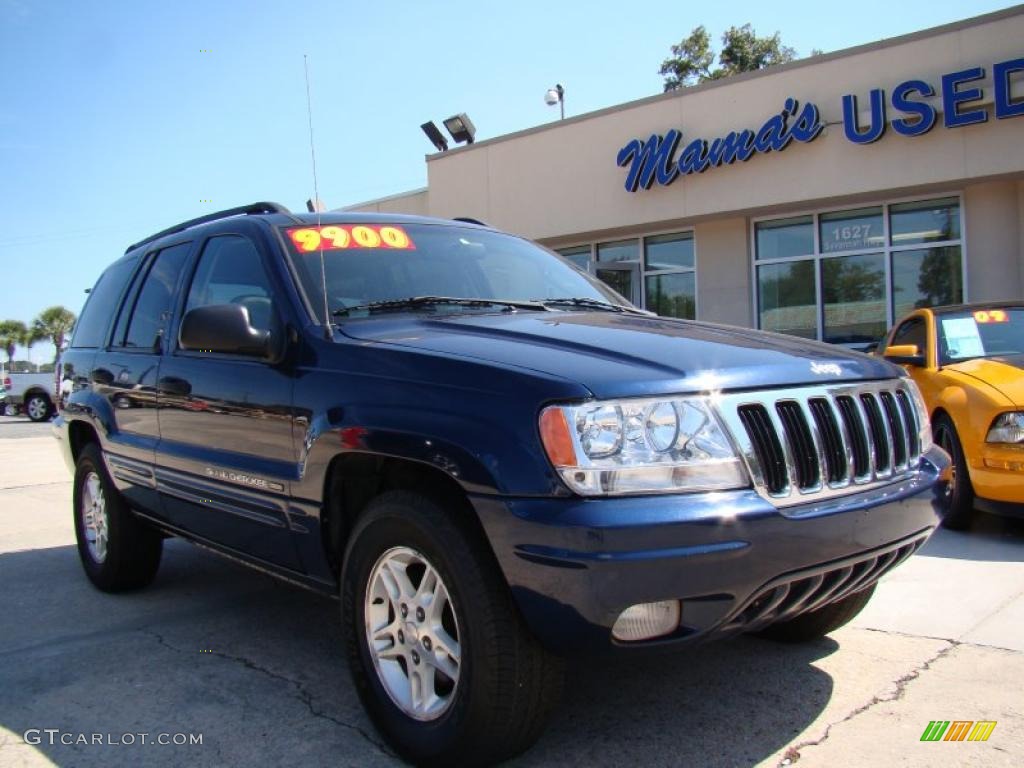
[420, 121, 449, 152]
[443, 113, 476, 145]
[544, 83, 565, 120]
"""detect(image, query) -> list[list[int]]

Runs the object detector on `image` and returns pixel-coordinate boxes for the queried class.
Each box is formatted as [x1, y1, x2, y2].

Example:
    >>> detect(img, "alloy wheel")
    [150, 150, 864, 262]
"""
[81, 471, 109, 563]
[364, 546, 461, 721]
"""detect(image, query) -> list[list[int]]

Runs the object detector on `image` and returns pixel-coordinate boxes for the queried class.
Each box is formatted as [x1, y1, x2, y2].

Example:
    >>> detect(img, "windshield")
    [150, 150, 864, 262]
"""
[937, 308, 1024, 364]
[281, 222, 628, 320]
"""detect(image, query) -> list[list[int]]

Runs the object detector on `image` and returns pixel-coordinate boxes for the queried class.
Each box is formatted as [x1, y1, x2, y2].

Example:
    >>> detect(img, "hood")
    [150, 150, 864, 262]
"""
[338, 311, 901, 399]
[944, 354, 1024, 407]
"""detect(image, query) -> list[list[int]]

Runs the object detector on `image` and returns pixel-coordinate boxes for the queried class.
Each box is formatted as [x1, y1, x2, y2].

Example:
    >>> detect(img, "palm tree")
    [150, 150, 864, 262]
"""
[32, 306, 77, 363]
[0, 319, 29, 370]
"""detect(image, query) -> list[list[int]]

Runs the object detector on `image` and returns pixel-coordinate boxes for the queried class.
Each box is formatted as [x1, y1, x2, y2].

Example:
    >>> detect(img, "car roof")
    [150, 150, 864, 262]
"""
[125, 202, 491, 255]
[926, 300, 1024, 315]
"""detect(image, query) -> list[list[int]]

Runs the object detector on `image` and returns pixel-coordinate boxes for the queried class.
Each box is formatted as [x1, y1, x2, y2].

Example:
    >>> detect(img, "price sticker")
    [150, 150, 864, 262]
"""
[973, 309, 1008, 324]
[286, 225, 415, 252]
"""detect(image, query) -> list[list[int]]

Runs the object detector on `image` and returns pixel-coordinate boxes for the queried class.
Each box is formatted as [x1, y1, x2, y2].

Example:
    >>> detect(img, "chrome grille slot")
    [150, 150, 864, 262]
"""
[776, 401, 820, 490]
[880, 391, 908, 470]
[718, 379, 925, 509]
[737, 404, 788, 495]
[808, 398, 847, 484]
[895, 389, 920, 459]
[860, 393, 891, 476]
[835, 395, 870, 479]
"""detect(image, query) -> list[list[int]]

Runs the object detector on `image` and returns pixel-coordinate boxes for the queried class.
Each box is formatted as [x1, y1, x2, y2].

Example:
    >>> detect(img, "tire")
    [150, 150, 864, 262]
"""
[73, 444, 163, 592]
[25, 393, 51, 422]
[933, 413, 974, 530]
[341, 490, 564, 767]
[755, 584, 876, 643]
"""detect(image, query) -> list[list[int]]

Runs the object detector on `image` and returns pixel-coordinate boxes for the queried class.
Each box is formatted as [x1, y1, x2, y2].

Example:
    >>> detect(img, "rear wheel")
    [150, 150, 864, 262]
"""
[73, 444, 163, 591]
[933, 414, 974, 530]
[341, 490, 563, 767]
[25, 393, 51, 422]
[755, 584, 876, 643]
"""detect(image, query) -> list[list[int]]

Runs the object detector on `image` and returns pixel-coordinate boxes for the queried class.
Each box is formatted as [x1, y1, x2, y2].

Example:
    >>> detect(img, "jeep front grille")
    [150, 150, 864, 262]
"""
[717, 380, 923, 508]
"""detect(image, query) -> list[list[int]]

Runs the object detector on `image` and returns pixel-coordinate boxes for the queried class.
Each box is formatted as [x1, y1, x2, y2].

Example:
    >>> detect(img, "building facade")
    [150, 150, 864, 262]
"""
[347, 6, 1024, 348]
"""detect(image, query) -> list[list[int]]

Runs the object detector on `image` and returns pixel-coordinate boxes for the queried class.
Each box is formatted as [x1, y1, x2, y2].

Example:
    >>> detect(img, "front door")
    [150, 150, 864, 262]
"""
[155, 233, 301, 570]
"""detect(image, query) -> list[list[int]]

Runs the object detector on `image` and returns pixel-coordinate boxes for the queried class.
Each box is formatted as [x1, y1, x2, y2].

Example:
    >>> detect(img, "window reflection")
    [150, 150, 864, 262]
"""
[758, 261, 816, 339]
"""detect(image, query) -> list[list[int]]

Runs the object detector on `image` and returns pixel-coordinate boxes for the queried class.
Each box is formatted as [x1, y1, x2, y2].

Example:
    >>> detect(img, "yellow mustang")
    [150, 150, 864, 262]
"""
[881, 303, 1023, 528]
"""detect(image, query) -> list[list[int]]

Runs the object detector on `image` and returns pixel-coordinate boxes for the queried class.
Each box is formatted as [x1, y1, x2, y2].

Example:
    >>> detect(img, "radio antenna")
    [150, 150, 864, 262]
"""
[303, 54, 332, 339]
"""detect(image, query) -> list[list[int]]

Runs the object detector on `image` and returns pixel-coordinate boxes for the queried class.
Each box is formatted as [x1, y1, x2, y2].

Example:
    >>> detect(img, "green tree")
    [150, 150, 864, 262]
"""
[0, 319, 29, 366]
[660, 23, 799, 91]
[32, 306, 76, 363]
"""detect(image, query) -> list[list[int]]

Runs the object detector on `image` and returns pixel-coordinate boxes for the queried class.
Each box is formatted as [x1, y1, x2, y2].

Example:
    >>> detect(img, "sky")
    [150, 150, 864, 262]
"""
[0, 0, 1017, 363]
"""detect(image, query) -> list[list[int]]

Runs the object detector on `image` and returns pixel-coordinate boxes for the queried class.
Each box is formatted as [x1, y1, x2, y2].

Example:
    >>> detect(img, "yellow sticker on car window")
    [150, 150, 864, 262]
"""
[973, 309, 1008, 324]
[286, 225, 415, 252]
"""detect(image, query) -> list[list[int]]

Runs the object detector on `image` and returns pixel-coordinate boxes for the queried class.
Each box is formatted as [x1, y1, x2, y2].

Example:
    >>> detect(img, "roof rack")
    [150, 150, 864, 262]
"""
[125, 202, 293, 254]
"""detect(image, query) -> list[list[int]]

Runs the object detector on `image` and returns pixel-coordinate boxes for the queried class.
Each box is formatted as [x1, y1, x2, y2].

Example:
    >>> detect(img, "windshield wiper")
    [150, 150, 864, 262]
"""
[332, 296, 550, 317]
[539, 297, 646, 314]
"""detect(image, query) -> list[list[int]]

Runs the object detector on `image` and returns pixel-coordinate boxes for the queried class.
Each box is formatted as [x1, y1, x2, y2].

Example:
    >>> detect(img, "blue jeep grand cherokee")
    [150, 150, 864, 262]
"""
[55, 203, 948, 766]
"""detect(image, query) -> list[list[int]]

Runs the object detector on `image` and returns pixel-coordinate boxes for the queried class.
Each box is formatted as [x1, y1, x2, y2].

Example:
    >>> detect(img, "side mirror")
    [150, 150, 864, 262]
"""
[179, 304, 282, 361]
[883, 344, 925, 367]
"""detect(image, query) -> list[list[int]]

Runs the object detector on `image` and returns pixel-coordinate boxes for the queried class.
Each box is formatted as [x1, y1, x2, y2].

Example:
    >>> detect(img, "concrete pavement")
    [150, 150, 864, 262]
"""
[0, 424, 1021, 767]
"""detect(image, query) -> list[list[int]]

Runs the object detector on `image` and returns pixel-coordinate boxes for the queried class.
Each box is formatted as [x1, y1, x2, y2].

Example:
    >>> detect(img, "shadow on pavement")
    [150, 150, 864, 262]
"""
[919, 511, 1024, 563]
[0, 540, 836, 767]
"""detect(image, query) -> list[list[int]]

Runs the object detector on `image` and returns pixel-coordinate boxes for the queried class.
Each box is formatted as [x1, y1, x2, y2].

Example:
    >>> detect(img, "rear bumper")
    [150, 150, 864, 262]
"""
[473, 447, 947, 654]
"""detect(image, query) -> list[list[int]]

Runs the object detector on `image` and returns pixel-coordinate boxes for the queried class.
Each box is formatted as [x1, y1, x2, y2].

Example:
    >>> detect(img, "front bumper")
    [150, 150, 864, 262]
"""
[473, 447, 947, 654]
[971, 443, 1024, 505]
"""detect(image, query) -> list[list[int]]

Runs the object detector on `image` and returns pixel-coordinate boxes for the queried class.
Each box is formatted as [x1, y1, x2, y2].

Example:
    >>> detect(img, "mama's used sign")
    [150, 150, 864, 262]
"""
[617, 56, 1023, 193]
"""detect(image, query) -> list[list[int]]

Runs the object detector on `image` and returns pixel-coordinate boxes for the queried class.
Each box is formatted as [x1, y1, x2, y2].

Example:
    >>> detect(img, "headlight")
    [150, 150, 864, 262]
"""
[987, 412, 1024, 444]
[539, 396, 749, 495]
[904, 379, 934, 453]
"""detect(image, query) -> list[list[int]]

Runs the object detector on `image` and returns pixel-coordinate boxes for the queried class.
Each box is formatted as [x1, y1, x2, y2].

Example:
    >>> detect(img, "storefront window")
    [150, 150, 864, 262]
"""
[819, 207, 884, 254]
[645, 233, 694, 270]
[645, 271, 695, 319]
[892, 246, 963, 319]
[556, 245, 591, 270]
[757, 261, 816, 339]
[821, 253, 886, 344]
[556, 231, 696, 318]
[890, 198, 960, 246]
[597, 239, 639, 263]
[755, 216, 813, 260]
[755, 196, 964, 346]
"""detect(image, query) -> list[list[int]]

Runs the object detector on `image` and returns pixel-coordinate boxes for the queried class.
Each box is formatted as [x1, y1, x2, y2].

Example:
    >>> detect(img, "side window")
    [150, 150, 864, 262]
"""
[184, 235, 276, 335]
[71, 256, 139, 348]
[121, 243, 191, 350]
[890, 317, 926, 351]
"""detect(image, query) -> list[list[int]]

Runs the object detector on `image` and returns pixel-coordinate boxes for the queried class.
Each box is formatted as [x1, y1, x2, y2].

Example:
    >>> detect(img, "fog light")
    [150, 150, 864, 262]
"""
[611, 600, 681, 642]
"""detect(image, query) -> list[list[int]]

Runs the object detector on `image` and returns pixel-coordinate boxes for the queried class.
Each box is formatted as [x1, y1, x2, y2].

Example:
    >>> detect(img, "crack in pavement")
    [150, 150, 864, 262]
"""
[141, 629, 396, 761]
[857, 625, 1022, 654]
[776, 640, 960, 767]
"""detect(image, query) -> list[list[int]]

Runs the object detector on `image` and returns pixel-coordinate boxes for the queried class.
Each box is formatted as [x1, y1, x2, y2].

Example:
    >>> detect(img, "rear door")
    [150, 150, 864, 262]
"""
[88, 243, 192, 515]
[155, 232, 301, 569]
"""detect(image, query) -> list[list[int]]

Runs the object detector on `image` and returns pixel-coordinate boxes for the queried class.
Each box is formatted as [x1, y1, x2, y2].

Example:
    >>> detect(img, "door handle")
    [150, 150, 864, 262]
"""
[89, 368, 114, 385]
[157, 376, 192, 396]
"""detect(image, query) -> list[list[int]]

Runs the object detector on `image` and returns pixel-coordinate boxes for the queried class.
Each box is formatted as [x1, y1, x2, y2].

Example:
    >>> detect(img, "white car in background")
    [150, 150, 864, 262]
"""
[3, 372, 56, 421]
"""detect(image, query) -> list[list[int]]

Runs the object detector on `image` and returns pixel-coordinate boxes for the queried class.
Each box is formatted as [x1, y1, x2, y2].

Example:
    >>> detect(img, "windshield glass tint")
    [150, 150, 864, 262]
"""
[282, 223, 625, 319]
[937, 309, 1024, 363]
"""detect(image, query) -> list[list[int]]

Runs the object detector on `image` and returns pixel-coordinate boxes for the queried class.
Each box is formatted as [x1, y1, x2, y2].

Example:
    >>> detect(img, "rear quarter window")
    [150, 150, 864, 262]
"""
[70, 256, 140, 348]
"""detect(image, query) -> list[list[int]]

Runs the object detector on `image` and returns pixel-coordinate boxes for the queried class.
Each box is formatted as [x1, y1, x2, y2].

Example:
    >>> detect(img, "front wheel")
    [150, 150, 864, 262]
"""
[933, 414, 974, 530]
[73, 444, 163, 591]
[341, 491, 563, 767]
[755, 584, 876, 643]
[25, 393, 51, 422]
